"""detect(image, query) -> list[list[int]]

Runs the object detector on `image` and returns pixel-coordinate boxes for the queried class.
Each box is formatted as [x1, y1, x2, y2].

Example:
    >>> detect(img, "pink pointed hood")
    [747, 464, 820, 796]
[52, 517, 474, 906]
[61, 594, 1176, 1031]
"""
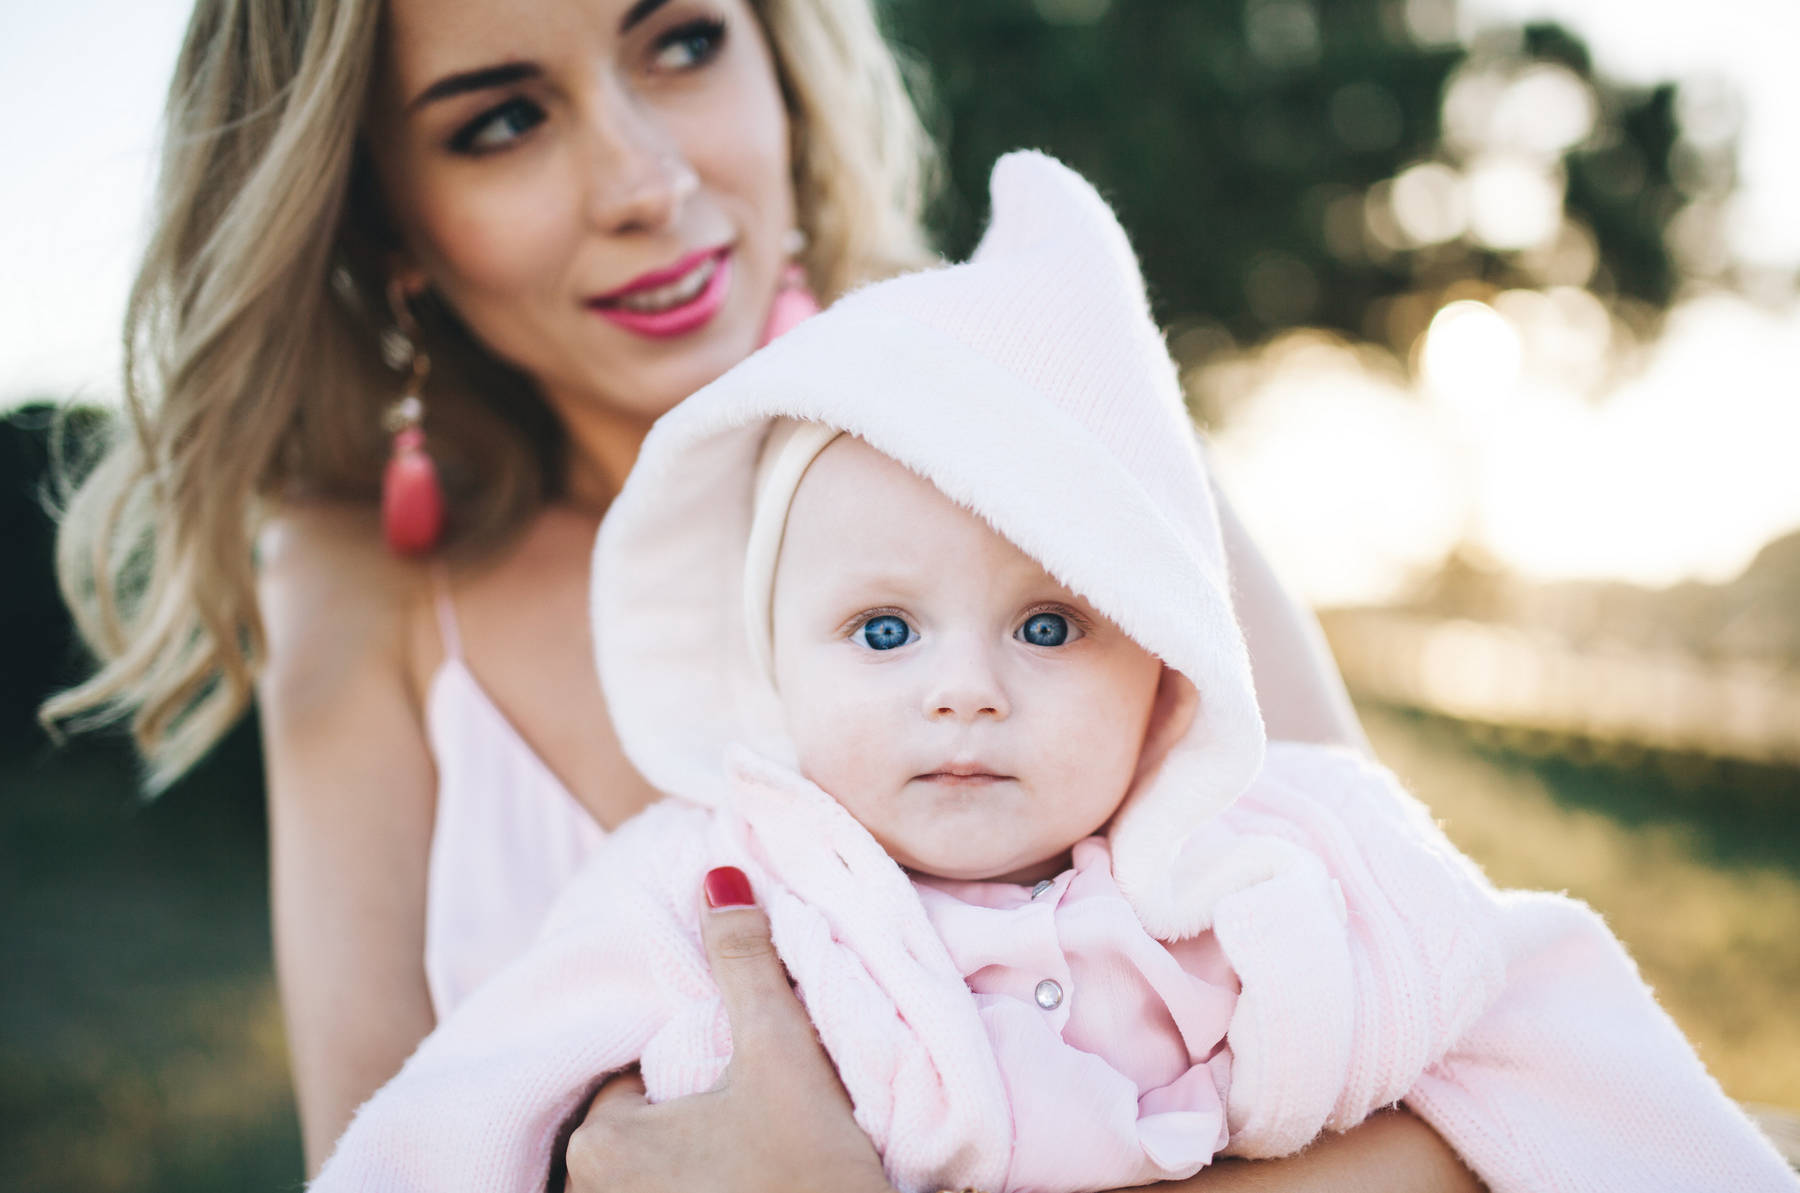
[592, 151, 1266, 938]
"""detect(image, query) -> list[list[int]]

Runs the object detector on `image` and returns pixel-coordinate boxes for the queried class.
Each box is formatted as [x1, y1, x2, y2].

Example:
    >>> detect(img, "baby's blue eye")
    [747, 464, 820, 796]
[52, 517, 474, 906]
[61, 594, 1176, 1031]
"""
[859, 614, 914, 651]
[1019, 612, 1070, 647]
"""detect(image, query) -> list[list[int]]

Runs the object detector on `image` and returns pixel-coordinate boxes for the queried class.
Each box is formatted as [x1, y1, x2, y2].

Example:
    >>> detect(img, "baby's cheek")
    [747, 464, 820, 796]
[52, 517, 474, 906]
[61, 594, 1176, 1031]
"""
[788, 690, 896, 803]
[1046, 703, 1143, 798]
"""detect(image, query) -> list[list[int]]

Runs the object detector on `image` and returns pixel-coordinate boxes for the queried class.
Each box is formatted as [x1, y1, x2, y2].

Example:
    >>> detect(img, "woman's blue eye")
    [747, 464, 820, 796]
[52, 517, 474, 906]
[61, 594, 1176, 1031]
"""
[650, 18, 727, 72]
[1019, 612, 1070, 647]
[859, 615, 913, 651]
[450, 97, 544, 154]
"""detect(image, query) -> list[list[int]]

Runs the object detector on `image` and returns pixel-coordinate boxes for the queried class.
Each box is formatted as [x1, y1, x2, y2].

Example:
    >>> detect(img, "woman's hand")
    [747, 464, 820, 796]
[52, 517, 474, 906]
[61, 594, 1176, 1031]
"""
[561, 868, 895, 1193]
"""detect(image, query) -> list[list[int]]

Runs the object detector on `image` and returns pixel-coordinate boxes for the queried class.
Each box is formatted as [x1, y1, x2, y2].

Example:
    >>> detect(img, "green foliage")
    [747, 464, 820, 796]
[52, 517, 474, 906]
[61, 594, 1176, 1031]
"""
[1566, 80, 1682, 306]
[2, 404, 90, 746]
[884, 0, 1737, 344]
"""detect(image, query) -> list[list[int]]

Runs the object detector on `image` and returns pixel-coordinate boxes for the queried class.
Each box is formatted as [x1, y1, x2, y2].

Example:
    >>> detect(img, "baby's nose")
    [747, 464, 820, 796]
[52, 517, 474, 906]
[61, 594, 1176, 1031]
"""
[922, 649, 1011, 722]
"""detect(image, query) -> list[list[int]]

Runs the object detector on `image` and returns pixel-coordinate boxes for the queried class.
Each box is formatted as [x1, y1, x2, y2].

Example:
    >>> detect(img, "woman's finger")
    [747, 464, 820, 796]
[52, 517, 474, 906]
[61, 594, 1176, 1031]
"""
[698, 866, 828, 1070]
[589, 1066, 647, 1107]
[556, 1068, 646, 1193]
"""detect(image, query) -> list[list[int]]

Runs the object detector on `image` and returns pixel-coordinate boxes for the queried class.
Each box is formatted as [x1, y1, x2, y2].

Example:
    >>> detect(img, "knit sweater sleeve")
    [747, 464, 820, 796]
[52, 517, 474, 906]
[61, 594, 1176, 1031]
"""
[1201, 743, 1507, 1157]
[1405, 886, 1798, 1192]
[1220, 743, 1797, 1191]
[309, 801, 725, 1193]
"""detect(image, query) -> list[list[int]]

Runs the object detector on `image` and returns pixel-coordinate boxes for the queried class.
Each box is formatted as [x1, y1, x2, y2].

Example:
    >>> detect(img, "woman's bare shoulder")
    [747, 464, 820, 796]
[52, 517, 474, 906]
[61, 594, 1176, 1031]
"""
[259, 501, 414, 594]
[254, 502, 595, 713]
[255, 502, 435, 720]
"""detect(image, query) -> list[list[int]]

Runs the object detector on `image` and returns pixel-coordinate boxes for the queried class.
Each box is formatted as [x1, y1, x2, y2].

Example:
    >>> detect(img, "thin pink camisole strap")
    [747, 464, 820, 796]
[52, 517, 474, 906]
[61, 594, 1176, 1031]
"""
[432, 563, 465, 663]
[420, 559, 607, 1018]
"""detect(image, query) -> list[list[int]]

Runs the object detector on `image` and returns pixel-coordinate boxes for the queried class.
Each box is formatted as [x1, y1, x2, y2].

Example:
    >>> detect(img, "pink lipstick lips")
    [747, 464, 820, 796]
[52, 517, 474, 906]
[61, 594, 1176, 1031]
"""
[588, 246, 732, 339]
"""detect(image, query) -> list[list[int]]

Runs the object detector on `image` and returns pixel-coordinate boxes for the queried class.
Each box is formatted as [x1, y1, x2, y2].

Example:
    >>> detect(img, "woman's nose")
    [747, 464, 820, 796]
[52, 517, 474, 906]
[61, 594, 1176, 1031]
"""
[923, 646, 1011, 723]
[582, 90, 698, 235]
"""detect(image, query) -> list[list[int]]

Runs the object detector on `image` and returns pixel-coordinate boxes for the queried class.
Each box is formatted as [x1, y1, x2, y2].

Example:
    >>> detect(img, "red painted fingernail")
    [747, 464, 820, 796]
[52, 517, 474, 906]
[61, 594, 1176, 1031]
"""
[703, 866, 755, 909]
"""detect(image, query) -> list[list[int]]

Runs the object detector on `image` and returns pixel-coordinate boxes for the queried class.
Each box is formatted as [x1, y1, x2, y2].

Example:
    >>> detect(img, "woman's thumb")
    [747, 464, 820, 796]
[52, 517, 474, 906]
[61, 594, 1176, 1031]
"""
[698, 866, 820, 1067]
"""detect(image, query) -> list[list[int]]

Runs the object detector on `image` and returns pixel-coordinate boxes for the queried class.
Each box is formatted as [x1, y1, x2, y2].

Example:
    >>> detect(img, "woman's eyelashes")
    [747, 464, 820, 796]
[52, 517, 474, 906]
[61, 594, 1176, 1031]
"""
[648, 17, 728, 73]
[443, 18, 727, 156]
[448, 96, 545, 155]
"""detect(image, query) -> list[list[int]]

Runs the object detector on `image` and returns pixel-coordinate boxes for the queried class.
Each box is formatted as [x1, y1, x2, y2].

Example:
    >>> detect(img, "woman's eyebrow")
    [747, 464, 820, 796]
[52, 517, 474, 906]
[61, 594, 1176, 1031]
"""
[620, 0, 674, 33]
[408, 62, 541, 113]
[405, 0, 671, 113]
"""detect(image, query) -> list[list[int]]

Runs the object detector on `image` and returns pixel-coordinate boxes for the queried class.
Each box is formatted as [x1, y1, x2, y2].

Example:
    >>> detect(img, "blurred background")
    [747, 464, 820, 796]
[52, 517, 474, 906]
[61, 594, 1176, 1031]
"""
[3, 0, 1796, 1188]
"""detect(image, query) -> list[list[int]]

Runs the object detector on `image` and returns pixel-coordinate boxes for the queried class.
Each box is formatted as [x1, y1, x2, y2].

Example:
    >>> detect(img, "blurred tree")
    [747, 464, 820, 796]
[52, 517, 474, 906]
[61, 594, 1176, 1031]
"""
[3, 401, 268, 803]
[883, 0, 1739, 353]
[2, 403, 87, 748]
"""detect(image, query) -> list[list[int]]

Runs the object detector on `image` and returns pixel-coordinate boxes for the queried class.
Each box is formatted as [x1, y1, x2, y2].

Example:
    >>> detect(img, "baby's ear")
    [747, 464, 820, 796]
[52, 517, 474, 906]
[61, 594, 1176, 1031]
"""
[1131, 667, 1199, 793]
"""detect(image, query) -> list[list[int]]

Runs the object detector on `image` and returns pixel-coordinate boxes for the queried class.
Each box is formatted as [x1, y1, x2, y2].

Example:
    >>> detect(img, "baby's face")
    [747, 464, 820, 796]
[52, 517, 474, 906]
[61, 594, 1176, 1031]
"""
[770, 437, 1163, 884]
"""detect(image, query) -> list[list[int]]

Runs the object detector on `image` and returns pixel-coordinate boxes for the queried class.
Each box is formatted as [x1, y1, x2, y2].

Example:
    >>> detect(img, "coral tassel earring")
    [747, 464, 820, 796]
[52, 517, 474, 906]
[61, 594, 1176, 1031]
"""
[381, 359, 445, 555]
[759, 263, 820, 346]
[383, 424, 444, 555]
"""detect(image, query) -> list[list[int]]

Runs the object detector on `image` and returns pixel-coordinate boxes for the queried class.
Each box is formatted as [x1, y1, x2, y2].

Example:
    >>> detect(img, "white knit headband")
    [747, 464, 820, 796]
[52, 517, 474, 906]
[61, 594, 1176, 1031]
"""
[743, 419, 844, 685]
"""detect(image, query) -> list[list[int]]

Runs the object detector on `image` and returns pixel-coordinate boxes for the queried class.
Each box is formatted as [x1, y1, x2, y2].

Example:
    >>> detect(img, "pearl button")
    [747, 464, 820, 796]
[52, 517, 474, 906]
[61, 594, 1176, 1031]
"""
[1030, 879, 1053, 900]
[1034, 978, 1064, 1010]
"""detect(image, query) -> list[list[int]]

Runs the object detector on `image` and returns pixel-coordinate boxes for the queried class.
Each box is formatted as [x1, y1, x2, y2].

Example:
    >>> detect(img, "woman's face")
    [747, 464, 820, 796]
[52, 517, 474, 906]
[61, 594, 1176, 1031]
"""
[367, 0, 794, 442]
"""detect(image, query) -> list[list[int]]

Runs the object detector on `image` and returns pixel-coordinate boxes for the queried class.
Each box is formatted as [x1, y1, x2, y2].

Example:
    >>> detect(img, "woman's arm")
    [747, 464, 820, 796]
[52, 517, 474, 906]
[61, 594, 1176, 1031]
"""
[1214, 482, 1369, 753]
[257, 506, 440, 1173]
[1196, 1109, 1484, 1193]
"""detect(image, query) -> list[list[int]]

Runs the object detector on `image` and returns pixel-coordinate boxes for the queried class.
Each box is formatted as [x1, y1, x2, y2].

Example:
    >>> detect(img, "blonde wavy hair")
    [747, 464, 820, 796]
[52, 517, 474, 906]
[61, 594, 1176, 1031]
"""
[45, 0, 939, 789]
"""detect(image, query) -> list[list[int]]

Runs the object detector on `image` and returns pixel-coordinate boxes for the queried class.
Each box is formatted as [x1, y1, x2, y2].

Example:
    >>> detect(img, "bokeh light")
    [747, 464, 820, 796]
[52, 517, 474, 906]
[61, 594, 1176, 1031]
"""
[1209, 334, 1468, 606]
[1465, 154, 1564, 249]
[1420, 299, 1524, 406]
[1390, 162, 1468, 246]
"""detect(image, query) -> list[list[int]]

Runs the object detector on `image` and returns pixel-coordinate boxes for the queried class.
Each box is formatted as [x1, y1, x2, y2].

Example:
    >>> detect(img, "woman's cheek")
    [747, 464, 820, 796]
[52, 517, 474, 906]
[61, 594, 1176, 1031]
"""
[672, 67, 790, 225]
[716, 112, 787, 198]
[435, 169, 577, 296]
[688, 27, 789, 161]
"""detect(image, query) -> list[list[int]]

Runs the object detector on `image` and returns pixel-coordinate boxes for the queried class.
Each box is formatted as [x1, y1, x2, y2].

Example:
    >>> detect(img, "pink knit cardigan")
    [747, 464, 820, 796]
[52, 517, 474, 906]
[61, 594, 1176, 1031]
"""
[313, 743, 1794, 1192]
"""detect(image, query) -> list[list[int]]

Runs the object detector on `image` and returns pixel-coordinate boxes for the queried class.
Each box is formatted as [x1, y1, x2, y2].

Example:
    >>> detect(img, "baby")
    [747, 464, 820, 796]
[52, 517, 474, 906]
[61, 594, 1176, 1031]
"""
[314, 153, 1796, 1193]
[746, 422, 1247, 1183]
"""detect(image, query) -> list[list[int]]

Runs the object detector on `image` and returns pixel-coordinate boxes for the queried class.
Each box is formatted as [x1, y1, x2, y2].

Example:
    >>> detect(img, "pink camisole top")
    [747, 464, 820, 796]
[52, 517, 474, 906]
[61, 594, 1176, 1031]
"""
[422, 287, 818, 1019]
[423, 571, 607, 1019]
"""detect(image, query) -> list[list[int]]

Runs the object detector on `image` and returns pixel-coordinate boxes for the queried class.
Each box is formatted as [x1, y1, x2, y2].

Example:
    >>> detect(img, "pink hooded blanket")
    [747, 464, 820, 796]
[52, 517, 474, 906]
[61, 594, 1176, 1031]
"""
[313, 153, 1797, 1193]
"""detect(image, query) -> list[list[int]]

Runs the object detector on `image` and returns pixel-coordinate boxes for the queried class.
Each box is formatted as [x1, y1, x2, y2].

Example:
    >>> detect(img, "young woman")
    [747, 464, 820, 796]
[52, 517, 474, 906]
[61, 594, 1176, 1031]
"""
[48, 0, 1474, 1187]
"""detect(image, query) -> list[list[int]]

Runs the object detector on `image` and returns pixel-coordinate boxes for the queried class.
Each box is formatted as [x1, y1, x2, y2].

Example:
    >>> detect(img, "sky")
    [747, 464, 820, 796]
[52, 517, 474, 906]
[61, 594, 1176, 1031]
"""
[1462, 0, 1800, 270]
[2, 0, 1796, 598]
[2, 0, 194, 409]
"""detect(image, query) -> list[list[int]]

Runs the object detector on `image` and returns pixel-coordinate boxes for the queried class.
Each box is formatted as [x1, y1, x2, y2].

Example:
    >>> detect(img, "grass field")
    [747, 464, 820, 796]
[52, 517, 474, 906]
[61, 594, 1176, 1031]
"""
[0, 729, 302, 1193]
[2, 707, 1795, 1191]
[1361, 704, 1800, 1112]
